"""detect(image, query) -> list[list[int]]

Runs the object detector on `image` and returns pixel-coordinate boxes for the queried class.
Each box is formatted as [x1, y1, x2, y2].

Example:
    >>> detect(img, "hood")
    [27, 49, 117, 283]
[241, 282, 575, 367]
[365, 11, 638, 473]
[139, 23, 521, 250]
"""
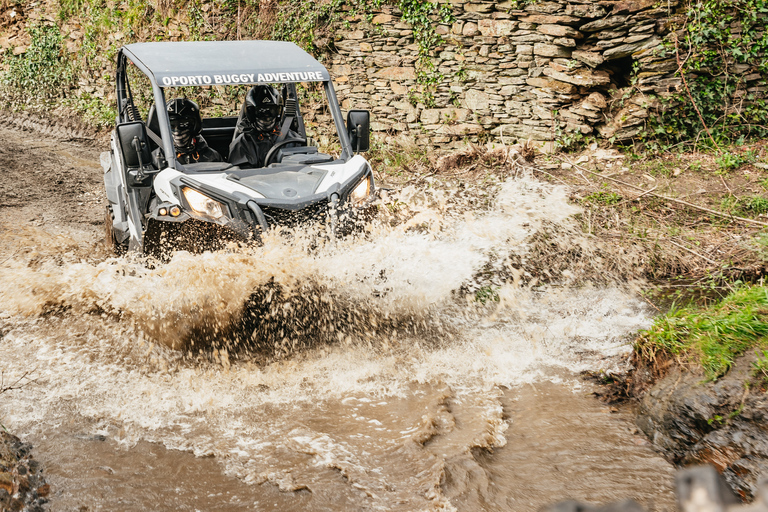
[235, 168, 328, 200]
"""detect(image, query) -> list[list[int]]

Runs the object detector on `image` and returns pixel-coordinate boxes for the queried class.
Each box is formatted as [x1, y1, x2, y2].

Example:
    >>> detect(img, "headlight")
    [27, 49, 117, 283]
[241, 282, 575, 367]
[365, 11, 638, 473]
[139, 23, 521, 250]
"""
[349, 176, 372, 204]
[181, 187, 226, 219]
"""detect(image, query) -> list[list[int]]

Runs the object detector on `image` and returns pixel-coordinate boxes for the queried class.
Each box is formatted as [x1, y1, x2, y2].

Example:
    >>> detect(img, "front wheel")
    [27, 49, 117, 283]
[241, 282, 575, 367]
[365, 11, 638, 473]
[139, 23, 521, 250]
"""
[104, 205, 127, 256]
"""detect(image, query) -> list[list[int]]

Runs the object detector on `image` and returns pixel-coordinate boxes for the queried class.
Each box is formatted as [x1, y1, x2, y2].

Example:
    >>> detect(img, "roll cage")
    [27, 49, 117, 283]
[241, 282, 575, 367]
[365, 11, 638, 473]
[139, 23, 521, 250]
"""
[114, 41, 358, 169]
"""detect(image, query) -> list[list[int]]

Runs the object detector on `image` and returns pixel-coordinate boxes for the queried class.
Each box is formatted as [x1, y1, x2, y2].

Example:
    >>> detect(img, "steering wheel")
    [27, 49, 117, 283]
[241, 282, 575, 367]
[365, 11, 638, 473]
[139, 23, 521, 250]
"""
[264, 137, 307, 166]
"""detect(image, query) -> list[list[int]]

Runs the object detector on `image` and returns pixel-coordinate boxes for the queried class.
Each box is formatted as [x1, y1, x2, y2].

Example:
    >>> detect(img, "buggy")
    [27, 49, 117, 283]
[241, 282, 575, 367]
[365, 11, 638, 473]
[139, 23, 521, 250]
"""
[102, 40, 374, 256]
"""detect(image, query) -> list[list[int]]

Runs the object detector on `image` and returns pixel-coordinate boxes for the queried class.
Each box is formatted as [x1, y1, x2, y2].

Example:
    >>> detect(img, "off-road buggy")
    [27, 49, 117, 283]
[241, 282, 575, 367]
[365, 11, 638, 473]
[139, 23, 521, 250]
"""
[102, 40, 374, 256]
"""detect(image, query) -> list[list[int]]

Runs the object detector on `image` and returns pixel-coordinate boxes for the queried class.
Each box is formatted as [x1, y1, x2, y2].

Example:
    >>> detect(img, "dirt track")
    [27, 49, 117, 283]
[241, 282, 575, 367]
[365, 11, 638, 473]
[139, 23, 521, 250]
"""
[0, 122, 106, 258]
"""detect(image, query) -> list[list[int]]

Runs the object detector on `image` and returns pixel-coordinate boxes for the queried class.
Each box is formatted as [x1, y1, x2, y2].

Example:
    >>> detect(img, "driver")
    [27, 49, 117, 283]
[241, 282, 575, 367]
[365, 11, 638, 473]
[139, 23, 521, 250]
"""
[228, 85, 300, 168]
[154, 98, 222, 166]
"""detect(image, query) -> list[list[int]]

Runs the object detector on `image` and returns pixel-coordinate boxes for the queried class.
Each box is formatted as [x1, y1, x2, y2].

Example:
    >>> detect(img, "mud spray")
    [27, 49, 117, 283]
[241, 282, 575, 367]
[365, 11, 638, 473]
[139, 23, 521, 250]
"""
[0, 173, 676, 511]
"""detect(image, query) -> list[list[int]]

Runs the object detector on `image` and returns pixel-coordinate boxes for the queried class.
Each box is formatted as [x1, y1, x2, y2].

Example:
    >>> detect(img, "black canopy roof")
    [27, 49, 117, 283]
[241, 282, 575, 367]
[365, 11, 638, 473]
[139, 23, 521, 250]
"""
[122, 40, 331, 87]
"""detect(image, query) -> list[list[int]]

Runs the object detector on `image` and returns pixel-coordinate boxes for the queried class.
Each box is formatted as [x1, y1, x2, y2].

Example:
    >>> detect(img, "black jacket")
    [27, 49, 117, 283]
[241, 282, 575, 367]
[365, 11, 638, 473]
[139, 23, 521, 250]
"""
[228, 127, 300, 168]
[153, 135, 222, 167]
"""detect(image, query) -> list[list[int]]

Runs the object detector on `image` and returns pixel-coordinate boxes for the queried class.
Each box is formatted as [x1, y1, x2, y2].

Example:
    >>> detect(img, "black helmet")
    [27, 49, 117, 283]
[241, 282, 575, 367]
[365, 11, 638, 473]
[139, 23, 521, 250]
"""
[167, 98, 202, 151]
[244, 85, 281, 132]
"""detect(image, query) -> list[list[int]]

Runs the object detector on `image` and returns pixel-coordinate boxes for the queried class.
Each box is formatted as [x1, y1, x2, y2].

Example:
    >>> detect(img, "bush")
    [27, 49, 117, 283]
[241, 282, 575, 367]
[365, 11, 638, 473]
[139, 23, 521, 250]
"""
[1, 24, 74, 106]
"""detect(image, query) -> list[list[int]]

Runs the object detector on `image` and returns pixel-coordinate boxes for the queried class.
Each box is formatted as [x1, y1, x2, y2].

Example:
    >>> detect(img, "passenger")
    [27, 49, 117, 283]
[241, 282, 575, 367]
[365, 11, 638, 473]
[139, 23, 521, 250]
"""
[228, 85, 300, 168]
[154, 98, 221, 166]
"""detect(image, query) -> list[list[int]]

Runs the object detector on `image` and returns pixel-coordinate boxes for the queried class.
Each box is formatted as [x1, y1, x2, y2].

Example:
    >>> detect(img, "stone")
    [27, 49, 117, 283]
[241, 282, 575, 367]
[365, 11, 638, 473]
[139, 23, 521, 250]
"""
[451, 21, 464, 35]
[374, 67, 416, 80]
[625, 33, 654, 44]
[359, 42, 372, 52]
[533, 43, 572, 58]
[579, 15, 629, 32]
[525, 1, 563, 14]
[630, 23, 657, 33]
[478, 19, 517, 36]
[332, 64, 352, 76]
[585, 91, 607, 109]
[436, 123, 484, 135]
[603, 36, 661, 60]
[371, 53, 402, 67]
[572, 50, 604, 68]
[516, 44, 534, 55]
[542, 67, 611, 86]
[565, 3, 607, 18]
[463, 90, 491, 110]
[596, 29, 627, 39]
[642, 59, 677, 73]
[612, 0, 657, 14]
[462, 22, 479, 37]
[371, 14, 392, 24]
[464, 3, 494, 13]
[526, 76, 578, 94]
[553, 37, 577, 47]
[518, 14, 581, 26]
[420, 108, 470, 124]
[509, 33, 552, 44]
[537, 24, 584, 39]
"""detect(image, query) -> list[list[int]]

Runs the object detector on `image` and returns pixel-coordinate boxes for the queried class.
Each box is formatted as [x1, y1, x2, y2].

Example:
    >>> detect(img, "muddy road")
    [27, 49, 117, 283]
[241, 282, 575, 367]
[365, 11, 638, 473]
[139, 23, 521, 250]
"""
[0, 123, 677, 511]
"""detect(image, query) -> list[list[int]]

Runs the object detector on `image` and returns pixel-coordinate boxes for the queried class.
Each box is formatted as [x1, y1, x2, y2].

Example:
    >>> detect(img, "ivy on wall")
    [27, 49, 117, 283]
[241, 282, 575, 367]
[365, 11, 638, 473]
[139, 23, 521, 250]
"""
[648, 0, 768, 147]
[272, 0, 454, 101]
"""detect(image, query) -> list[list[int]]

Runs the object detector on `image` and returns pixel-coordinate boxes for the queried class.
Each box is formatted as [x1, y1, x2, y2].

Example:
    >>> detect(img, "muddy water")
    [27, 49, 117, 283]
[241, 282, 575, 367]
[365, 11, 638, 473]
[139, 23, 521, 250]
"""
[0, 161, 677, 510]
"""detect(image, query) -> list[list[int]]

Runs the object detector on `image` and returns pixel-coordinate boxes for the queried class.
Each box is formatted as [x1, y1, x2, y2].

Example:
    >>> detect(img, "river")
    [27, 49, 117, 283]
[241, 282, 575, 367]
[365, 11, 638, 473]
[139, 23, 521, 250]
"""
[0, 124, 676, 511]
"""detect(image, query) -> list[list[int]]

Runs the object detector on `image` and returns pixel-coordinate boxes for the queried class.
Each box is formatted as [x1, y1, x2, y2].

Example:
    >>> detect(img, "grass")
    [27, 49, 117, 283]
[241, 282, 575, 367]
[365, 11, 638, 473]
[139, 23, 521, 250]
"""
[636, 284, 768, 379]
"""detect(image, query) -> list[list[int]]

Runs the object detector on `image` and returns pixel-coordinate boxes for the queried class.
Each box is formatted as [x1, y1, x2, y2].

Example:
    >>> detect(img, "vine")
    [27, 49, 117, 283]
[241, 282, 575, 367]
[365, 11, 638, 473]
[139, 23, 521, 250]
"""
[645, 0, 768, 148]
[272, 0, 454, 100]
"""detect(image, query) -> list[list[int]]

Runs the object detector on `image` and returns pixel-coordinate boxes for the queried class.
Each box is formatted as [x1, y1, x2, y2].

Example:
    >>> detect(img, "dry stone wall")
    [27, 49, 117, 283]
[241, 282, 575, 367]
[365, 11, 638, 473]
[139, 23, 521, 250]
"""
[2, 0, 765, 151]
[326, 0, 688, 149]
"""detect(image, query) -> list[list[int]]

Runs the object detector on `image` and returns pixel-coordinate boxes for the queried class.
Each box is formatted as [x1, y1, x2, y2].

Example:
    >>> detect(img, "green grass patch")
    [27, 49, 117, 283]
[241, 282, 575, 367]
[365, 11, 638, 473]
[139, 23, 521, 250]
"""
[584, 191, 623, 205]
[636, 284, 768, 379]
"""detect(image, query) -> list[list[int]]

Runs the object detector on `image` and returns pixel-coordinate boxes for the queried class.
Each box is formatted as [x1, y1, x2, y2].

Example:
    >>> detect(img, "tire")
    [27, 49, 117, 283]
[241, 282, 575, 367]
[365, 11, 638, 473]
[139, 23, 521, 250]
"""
[104, 205, 127, 256]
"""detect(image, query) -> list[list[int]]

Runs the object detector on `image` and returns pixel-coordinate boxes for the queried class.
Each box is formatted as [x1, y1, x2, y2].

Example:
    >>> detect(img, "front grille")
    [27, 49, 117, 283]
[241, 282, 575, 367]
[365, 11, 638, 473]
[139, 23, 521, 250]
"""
[260, 200, 330, 229]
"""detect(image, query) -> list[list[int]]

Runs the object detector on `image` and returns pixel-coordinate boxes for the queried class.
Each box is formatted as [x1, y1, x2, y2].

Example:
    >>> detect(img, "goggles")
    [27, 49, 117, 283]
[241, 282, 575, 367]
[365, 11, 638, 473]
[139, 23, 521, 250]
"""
[170, 117, 193, 132]
[250, 104, 281, 119]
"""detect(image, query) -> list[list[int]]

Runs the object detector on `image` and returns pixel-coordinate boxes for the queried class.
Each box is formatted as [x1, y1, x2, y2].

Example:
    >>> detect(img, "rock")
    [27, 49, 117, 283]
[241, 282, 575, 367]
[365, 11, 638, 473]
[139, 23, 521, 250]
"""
[565, 3, 608, 18]
[572, 50, 605, 68]
[0, 432, 47, 511]
[603, 36, 662, 60]
[536, 24, 584, 39]
[371, 14, 392, 24]
[637, 354, 768, 499]
[478, 19, 516, 36]
[518, 14, 581, 26]
[542, 67, 611, 87]
[516, 44, 534, 55]
[612, 0, 658, 14]
[525, 1, 564, 14]
[553, 37, 577, 48]
[373, 67, 416, 80]
[462, 22, 479, 37]
[533, 43, 572, 58]
[526, 76, 578, 94]
[579, 15, 629, 32]
[463, 89, 491, 111]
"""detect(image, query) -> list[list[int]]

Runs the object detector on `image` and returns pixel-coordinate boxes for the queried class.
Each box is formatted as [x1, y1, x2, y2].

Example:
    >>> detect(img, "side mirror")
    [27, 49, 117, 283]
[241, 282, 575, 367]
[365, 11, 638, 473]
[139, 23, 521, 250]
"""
[116, 121, 152, 168]
[346, 110, 370, 153]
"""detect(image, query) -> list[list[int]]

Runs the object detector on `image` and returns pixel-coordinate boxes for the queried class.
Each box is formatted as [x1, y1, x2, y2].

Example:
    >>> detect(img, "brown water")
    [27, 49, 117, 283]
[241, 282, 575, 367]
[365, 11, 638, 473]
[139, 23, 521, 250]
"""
[0, 146, 676, 511]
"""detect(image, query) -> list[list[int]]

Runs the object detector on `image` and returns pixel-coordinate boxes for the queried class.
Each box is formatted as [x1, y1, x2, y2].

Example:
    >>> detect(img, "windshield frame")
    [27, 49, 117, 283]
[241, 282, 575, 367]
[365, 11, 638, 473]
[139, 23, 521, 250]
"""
[116, 45, 355, 171]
